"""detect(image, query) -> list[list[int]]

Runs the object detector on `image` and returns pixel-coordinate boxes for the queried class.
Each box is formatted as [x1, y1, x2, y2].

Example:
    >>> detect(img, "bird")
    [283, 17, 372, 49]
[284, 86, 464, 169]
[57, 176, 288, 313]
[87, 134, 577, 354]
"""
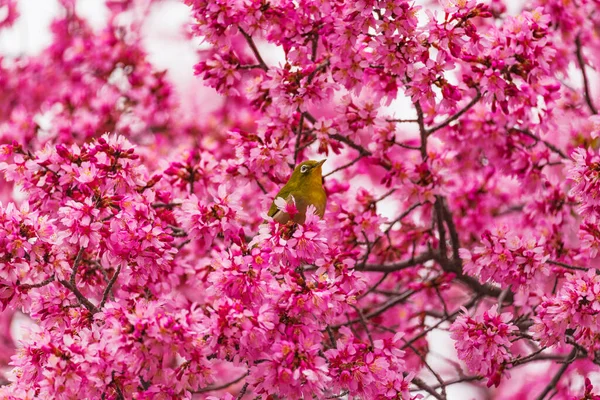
[267, 159, 327, 224]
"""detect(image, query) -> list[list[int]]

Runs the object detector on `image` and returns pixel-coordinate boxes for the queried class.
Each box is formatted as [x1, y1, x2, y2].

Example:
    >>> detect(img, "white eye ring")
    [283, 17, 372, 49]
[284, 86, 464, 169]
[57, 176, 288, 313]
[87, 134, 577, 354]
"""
[300, 165, 309, 173]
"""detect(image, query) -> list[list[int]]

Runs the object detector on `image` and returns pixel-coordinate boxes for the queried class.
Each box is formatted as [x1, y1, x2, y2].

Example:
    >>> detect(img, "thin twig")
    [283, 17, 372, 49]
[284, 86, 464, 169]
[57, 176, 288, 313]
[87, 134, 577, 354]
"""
[432, 376, 482, 389]
[58, 248, 98, 313]
[441, 201, 461, 263]
[402, 296, 481, 350]
[255, 178, 267, 195]
[404, 341, 447, 399]
[19, 275, 55, 290]
[357, 273, 389, 300]
[435, 197, 448, 262]
[360, 251, 435, 272]
[415, 101, 428, 159]
[575, 35, 598, 115]
[412, 376, 445, 400]
[547, 259, 589, 271]
[329, 133, 371, 156]
[513, 129, 567, 159]
[306, 59, 330, 84]
[326, 391, 349, 399]
[237, 64, 264, 70]
[384, 202, 423, 234]
[236, 382, 249, 400]
[386, 118, 418, 123]
[194, 372, 249, 393]
[330, 290, 417, 328]
[99, 265, 122, 310]
[71, 247, 85, 287]
[294, 113, 305, 165]
[324, 154, 365, 178]
[151, 202, 182, 209]
[534, 348, 578, 400]
[238, 28, 268, 71]
[350, 304, 374, 346]
[427, 89, 482, 136]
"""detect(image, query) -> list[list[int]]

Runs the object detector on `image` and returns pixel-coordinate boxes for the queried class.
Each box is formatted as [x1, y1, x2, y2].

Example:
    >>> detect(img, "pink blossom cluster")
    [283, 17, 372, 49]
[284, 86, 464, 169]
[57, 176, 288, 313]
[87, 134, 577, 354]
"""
[567, 147, 600, 258]
[533, 269, 600, 353]
[0, 0, 599, 398]
[5, 301, 213, 399]
[450, 305, 518, 387]
[325, 327, 413, 399]
[460, 226, 550, 290]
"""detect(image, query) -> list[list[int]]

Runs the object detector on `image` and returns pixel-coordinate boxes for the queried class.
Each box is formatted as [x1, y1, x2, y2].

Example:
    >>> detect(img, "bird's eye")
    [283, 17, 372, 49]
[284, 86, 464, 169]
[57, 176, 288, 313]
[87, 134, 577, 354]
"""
[300, 165, 309, 173]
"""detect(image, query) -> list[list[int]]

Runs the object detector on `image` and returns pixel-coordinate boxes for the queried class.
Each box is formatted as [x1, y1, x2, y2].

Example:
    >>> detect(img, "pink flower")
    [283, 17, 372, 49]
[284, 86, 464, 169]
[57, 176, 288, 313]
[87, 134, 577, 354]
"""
[450, 305, 518, 387]
[461, 226, 550, 290]
[533, 270, 600, 353]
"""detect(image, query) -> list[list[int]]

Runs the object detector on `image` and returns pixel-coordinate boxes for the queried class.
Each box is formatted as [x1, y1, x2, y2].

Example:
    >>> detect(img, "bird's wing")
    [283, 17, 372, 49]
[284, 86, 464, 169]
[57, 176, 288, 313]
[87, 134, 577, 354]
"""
[268, 191, 293, 223]
[268, 185, 294, 217]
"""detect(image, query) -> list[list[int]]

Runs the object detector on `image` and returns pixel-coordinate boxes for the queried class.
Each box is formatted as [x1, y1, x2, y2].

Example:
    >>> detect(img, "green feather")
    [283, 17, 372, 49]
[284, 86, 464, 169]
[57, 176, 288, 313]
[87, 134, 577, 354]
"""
[267, 160, 327, 222]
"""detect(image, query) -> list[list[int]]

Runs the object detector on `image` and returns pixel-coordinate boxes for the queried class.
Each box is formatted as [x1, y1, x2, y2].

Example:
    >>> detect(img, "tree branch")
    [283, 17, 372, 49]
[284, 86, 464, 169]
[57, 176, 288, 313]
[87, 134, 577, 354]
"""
[194, 372, 249, 393]
[534, 348, 578, 400]
[415, 101, 428, 159]
[58, 247, 99, 314]
[19, 275, 55, 290]
[513, 128, 567, 159]
[324, 154, 365, 178]
[427, 89, 481, 136]
[238, 27, 268, 72]
[99, 265, 122, 310]
[360, 250, 434, 272]
[575, 35, 597, 115]
[547, 259, 589, 271]
[412, 376, 445, 400]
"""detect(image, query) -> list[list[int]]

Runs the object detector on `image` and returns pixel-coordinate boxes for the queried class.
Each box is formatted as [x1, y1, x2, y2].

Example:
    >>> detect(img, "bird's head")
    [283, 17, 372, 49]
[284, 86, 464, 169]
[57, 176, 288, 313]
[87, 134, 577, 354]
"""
[288, 159, 326, 187]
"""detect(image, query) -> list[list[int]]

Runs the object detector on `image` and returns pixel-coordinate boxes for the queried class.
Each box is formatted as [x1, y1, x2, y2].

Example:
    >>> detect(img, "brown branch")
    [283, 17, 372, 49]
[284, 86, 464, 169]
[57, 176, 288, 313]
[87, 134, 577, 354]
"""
[534, 348, 578, 400]
[294, 113, 305, 165]
[237, 64, 265, 70]
[58, 248, 98, 314]
[441, 201, 461, 263]
[238, 27, 268, 72]
[547, 259, 589, 271]
[326, 391, 349, 399]
[513, 128, 567, 159]
[411, 377, 445, 400]
[427, 89, 481, 136]
[194, 372, 249, 393]
[435, 197, 448, 262]
[99, 265, 121, 310]
[19, 275, 55, 290]
[330, 290, 416, 329]
[350, 304, 374, 346]
[236, 382, 249, 400]
[360, 250, 435, 272]
[386, 118, 418, 123]
[357, 272, 389, 299]
[415, 101, 428, 159]
[432, 376, 482, 390]
[384, 202, 423, 234]
[575, 35, 598, 115]
[404, 342, 447, 399]
[401, 295, 481, 350]
[306, 59, 330, 84]
[151, 202, 182, 209]
[329, 133, 371, 156]
[112, 372, 125, 400]
[324, 154, 365, 178]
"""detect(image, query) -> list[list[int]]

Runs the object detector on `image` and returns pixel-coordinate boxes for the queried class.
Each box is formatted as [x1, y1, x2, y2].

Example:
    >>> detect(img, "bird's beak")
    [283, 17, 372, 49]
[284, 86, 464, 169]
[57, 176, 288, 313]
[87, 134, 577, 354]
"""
[317, 159, 327, 167]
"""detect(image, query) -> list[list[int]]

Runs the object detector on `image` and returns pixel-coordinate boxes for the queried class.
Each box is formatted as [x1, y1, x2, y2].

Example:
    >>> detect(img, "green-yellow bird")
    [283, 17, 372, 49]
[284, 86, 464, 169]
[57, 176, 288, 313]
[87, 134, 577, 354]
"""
[268, 159, 327, 224]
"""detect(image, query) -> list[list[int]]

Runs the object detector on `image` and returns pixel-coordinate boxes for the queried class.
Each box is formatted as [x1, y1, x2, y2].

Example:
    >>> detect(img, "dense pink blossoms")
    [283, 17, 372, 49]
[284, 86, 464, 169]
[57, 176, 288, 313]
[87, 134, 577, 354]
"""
[0, 0, 599, 398]
[450, 306, 518, 388]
